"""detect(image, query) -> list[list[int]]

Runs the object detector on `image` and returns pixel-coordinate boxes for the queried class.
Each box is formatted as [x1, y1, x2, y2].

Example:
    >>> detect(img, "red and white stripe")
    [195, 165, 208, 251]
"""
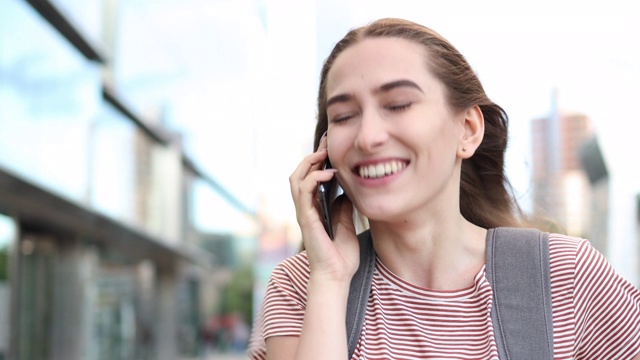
[248, 234, 640, 359]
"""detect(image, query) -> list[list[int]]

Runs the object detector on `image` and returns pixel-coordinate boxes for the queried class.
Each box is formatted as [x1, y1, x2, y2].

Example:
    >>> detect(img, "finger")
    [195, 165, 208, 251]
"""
[289, 148, 329, 188]
[317, 131, 328, 151]
[295, 169, 337, 214]
[290, 162, 335, 205]
[331, 196, 360, 275]
[332, 195, 356, 236]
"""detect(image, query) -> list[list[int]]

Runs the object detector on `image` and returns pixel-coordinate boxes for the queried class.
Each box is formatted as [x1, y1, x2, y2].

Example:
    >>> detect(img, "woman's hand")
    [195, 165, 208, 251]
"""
[289, 136, 360, 284]
[268, 136, 360, 360]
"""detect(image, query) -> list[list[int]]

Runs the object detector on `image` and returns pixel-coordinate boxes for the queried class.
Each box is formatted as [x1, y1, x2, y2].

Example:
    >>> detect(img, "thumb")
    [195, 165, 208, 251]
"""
[332, 195, 360, 275]
[332, 194, 356, 236]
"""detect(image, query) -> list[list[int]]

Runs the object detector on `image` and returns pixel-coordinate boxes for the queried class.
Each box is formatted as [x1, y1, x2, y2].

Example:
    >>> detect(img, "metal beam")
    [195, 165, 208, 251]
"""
[102, 87, 255, 218]
[182, 156, 257, 218]
[0, 166, 206, 269]
[102, 85, 170, 146]
[25, 0, 106, 63]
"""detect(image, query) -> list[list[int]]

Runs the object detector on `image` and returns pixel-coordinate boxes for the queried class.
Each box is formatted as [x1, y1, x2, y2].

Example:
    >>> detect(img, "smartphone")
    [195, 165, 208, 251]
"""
[318, 159, 341, 239]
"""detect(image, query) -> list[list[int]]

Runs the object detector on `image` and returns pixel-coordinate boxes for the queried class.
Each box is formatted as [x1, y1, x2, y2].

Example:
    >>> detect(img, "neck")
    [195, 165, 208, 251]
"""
[369, 216, 487, 290]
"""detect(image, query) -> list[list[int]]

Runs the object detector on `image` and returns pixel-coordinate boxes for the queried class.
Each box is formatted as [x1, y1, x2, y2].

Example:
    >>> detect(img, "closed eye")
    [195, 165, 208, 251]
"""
[332, 113, 357, 123]
[387, 103, 412, 112]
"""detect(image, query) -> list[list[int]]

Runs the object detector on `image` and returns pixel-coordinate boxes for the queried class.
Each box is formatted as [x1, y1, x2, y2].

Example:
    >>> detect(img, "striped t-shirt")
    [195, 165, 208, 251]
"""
[247, 233, 640, 359]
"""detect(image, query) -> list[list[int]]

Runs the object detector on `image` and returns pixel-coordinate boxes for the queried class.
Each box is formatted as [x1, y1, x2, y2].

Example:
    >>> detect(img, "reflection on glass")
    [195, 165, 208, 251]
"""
[192, 179, 257, 235]
[89, 103, 137, 225]
[0, 0, 100, 203]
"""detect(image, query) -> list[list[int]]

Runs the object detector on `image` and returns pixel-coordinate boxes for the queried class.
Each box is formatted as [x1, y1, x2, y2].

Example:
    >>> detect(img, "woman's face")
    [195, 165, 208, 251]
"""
[325, 37, 467, 224]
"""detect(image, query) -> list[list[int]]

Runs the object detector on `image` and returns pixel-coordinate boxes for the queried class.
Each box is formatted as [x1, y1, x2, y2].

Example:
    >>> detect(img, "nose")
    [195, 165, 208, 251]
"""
[354, 108, 389, 153]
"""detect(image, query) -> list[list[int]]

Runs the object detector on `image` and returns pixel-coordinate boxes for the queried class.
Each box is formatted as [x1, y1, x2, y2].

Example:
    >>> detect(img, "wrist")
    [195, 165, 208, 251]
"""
[307, 275, 351, 301]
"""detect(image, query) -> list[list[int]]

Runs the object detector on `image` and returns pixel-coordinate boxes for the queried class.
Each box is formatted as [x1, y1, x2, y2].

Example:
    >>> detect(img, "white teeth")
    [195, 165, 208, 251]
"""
[360, 166, 368, 178]
[358, 161, 406, 179]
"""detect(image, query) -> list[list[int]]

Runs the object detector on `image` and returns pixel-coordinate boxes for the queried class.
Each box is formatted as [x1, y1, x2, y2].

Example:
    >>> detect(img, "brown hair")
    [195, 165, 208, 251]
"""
[313, 18, 523, 229]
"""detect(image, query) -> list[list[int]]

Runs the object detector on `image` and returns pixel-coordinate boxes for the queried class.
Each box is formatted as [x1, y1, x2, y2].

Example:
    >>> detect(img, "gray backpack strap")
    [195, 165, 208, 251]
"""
[346, 230, 375, 359]
[485, 227, 554, 360]
[345, 227, 554, 360]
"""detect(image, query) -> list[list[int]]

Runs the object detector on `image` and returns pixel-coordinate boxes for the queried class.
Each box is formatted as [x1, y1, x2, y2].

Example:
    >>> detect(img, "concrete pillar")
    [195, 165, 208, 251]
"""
[48, 238, 97, 360]
[3, 215, 18, 360]
[12, 233, 57, 360]
[155, 264, 178, 360]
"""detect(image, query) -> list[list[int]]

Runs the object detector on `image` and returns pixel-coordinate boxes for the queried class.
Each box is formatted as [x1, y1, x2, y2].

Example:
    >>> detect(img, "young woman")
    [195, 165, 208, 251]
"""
[248, 18, 640, 359]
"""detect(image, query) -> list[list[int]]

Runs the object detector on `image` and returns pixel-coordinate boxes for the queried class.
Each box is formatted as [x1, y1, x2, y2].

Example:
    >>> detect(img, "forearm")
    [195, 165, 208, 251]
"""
[296, 277, 351, 359]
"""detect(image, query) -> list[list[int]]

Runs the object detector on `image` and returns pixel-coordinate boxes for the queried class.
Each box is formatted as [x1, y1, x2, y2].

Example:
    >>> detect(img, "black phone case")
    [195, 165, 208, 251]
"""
[318, 159, 337, 239]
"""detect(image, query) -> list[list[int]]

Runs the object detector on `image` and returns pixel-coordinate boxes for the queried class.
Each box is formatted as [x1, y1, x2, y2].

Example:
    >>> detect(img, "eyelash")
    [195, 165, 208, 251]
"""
[330, 103, 412, 123]
[332, 114, 355, 123]
[387, 103, 412, 112]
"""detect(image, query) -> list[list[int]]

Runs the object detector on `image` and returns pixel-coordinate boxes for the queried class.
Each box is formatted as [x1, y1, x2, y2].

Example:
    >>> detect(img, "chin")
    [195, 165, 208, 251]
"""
[355, 200, 402, 222]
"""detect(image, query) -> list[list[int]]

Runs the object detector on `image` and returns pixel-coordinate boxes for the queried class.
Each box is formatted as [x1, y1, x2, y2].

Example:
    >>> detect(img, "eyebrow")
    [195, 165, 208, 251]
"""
[378, 79, 424, 94]
[326, 79, 424, 108]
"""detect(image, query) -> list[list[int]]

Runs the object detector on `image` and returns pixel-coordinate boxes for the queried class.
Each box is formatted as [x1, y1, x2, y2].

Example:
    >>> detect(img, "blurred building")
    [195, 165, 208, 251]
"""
[530, 93, 640, 285]
[531, 109, 595, 237]
[530, 91, 619, 258]
[0, 1, 257, 359]
[577, 136, 610, 254]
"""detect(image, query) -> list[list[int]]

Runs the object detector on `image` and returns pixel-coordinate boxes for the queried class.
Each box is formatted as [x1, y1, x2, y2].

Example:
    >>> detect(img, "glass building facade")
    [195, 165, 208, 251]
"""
[0, 1, 256, 359]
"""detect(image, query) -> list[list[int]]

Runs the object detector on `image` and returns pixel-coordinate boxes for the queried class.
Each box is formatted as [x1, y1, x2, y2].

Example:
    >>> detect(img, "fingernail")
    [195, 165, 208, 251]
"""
[318, 131, 327, 145]
[316, 131, 328, 152]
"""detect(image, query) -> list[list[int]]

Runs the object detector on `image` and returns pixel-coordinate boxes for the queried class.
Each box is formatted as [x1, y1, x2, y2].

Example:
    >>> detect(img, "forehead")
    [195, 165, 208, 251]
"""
[326, 37, 433, 94]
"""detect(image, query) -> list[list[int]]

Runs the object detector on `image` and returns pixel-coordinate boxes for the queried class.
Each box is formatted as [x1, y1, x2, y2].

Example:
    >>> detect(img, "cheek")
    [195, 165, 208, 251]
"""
[408, 123, 459, 166]
[327, 131, 352, 163]
[420, 117, 459, 145]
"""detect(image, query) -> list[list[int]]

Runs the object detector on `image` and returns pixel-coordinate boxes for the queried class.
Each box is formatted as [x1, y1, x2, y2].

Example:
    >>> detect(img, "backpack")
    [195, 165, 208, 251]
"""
[346, 227, 554, 360]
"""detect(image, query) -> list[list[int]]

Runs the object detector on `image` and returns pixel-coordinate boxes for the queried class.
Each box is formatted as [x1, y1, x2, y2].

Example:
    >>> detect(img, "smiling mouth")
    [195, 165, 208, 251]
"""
[357, 160, 407, 179]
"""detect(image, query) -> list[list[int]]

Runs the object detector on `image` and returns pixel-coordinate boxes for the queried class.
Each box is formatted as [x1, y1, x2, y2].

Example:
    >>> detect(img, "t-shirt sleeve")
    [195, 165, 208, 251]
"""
[246, 252, 311, 359]
[573, 238, 640, 359]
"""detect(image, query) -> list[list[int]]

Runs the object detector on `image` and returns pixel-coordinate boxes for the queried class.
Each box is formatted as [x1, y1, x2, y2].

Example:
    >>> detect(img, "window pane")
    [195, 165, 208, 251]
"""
[0, 0, 101, 203]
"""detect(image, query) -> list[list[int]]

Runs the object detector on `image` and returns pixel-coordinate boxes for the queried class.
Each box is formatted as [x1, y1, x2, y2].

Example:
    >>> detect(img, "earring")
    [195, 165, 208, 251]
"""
[462, 147, 467, 152]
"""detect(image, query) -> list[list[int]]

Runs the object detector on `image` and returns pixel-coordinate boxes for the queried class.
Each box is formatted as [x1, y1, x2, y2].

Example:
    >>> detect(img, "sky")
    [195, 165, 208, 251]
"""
[118, 0, 640, 241]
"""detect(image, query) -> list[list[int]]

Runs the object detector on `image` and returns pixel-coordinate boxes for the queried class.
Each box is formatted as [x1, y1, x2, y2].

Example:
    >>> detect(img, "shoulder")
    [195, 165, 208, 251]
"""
[271, 251, 311, 282]
[546, 233, 586, 294]
[550, 234, 640, 358]
[546, 232, 614, 279]
[264, 251, 311, 302]
[548, 232, 585, 246]
[247, 251, 312, 358]
[544, 233, 640, 358]
[548, 232, 585, 259]
[547, 231, 639, 313]
[546, 232, 615, 275]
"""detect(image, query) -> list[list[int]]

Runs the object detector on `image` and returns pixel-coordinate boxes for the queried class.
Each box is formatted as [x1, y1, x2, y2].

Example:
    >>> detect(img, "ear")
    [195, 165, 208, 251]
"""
[457, 105, 484, 159]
